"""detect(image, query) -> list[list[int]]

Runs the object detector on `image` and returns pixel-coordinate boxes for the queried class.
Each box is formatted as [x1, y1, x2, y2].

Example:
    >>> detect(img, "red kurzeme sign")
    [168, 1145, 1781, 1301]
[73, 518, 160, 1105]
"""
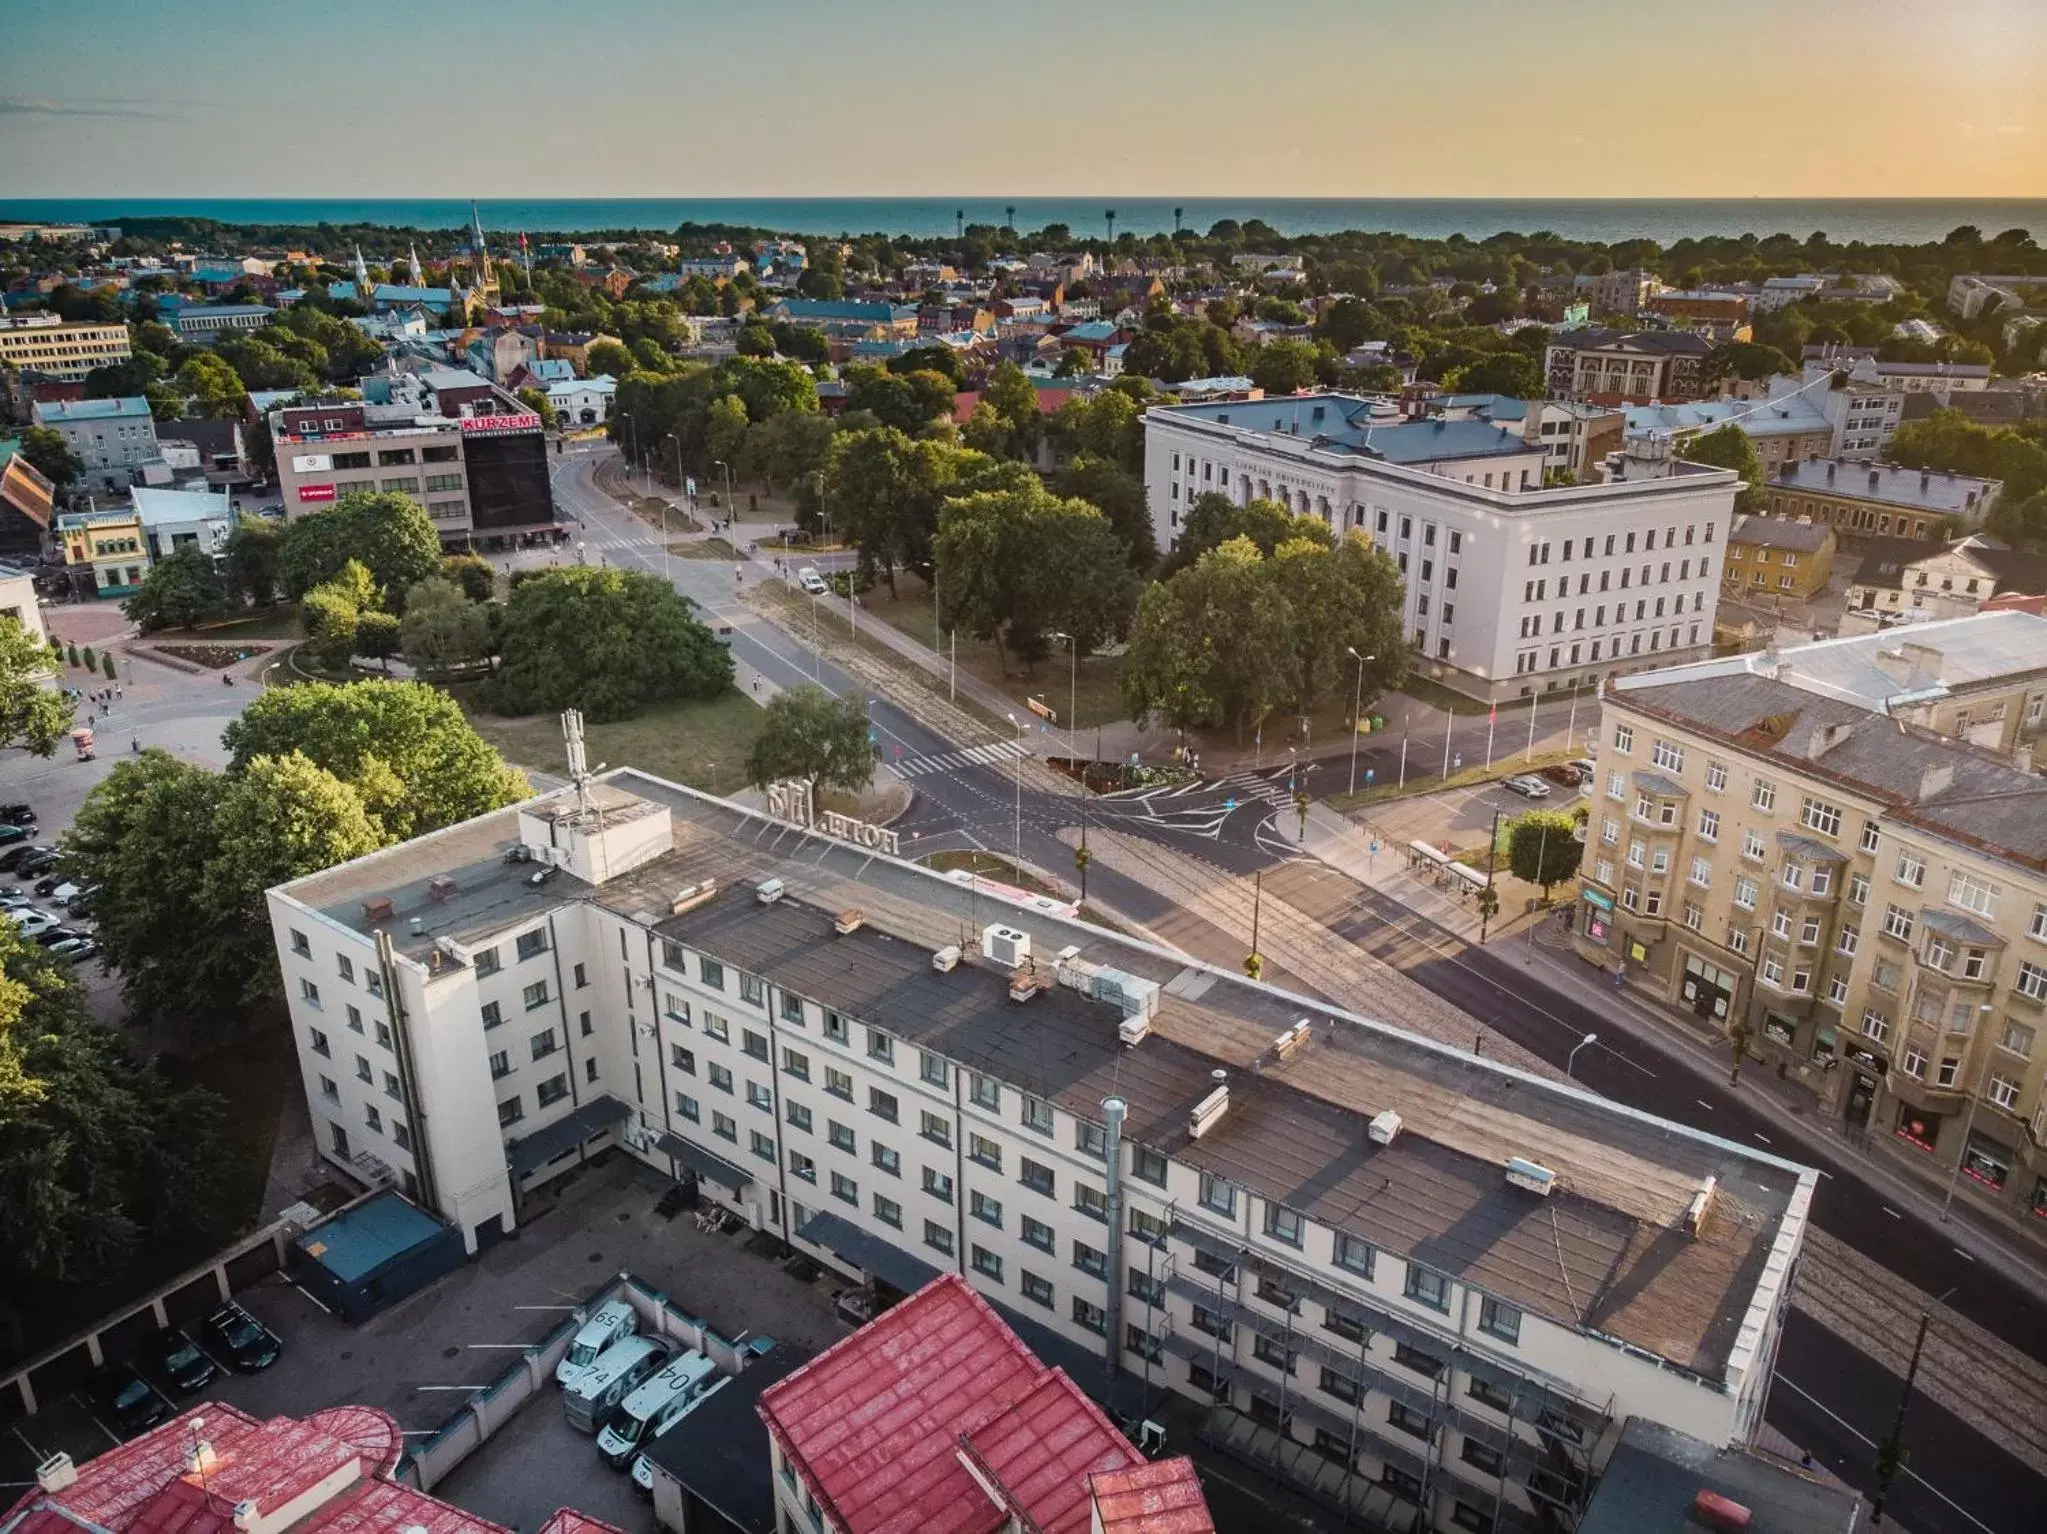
[458, 412, 544, 437]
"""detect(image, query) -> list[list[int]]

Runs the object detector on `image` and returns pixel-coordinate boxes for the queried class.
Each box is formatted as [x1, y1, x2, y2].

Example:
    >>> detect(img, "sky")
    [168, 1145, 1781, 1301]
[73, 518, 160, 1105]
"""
[2, 0, 2043, 200]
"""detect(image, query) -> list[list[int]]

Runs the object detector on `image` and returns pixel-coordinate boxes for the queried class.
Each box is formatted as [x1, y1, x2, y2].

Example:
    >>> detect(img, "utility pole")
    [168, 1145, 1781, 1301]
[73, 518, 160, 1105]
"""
[1244, 872, 1264, 980]
[1872, 1288, 1954, 1524]
[1478, 808, 1505, 943]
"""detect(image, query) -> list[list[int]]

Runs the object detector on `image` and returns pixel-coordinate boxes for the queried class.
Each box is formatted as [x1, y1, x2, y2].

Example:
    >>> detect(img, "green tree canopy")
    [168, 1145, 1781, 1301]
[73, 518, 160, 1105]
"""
[1250, 338, 1320, 395]
[744, 685, 876, 798]
[0, 620, 72, 756]
[1443, 350, 1544, 398]
[1508, 810, 1584, 896]
[1887, 408, 2047, 507]
[17, 425, 83, 490]
[1165, 493, 1331, 576]
[586, 339, 635, 378]
[277, 489, 444, 605]
[225, 513, 283, 607]
[1679, 425, 1764, 513]
[123, 544, 228, 631]
[223, 679, 528, 843]
[399, 577, 493, 676]
[485, 566, 734, 722]
[1054, 455, 1156, 570]
[1704, 341, 1796, 384]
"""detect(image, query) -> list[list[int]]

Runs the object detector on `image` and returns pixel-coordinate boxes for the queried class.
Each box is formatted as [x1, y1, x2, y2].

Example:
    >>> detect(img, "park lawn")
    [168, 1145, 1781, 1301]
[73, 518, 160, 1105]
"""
[463, 688, 764, 795]
[861, 574, 1130, 732]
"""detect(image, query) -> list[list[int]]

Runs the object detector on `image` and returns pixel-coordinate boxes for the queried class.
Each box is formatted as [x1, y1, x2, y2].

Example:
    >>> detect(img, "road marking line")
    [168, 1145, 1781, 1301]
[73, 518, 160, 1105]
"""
[12, 1427, 43, 1461]
[1882, 1206, 1901, 1219]
[1772, 1376, 1998, 1534]
[1953, 1247, 1976, 1262]
[1695, 1098, 1714, 1110]
[1753, 1132, 1772, 1144]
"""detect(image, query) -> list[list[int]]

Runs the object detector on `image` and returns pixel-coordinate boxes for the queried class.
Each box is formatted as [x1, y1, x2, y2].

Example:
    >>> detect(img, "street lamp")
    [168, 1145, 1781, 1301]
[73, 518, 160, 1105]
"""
[1872, 1286, 1956, 1525]
[659, 432, 682, 582]
[1345, 647, 1376, 796]
[713, 459, 734, 532]
[1565, 1031, 1598, 1079]
[1050, 631, 1080, 761]
[1006, 711, 1024, 869]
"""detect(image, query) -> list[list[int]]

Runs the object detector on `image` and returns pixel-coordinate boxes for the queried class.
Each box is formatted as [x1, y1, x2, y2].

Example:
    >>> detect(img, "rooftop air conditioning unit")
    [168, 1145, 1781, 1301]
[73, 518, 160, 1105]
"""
[1117, 1014, 1152, 1047]
[1684, 1175, 1718, 1238]
[1189, 1071, 1229, 1139]
[1505, 1157, 1557, 1196]
[1367, 1110, 1402, 1146]
[670, 879, 717, 916]
[982, 923, 1029, 969]
[1272, 1019, 1313, 1060]
[834, 909, 866, 936]
[932, 944, 962, 974]
[755, 878, 786, 905]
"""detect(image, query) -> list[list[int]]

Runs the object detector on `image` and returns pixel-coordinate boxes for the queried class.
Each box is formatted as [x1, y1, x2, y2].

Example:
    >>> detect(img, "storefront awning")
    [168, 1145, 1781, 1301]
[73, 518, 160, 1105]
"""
[506, 1094, 630, 1176]
[795, 1210, 941, 1295]
[654, 1131, 753, 1193]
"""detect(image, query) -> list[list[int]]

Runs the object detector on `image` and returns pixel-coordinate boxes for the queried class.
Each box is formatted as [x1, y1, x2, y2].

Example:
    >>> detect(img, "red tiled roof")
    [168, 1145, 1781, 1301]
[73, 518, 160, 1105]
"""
[532, 1512, 633, 1534]
[1087, 1459, 1215, 1534]
[958, 1372, 1139, 1534]
[757, 1275, 1147, 1534]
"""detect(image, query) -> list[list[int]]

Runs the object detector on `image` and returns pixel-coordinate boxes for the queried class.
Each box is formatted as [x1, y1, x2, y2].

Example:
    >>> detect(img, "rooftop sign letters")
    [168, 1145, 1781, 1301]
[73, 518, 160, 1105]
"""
[766, 779, 901, 858]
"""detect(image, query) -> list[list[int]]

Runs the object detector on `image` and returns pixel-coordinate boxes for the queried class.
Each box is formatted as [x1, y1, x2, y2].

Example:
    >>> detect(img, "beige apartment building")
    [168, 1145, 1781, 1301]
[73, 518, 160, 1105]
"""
[0, 314, 132, 382]
[1575, 613, 2047, 1234]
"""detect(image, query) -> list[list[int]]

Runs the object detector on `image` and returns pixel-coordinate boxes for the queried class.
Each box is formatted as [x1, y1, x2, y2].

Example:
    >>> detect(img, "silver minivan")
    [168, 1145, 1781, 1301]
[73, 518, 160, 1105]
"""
[556, 1300, 638, 1388]
[564, 1335, 669, 1433]
[596, 1350, 721, 1467]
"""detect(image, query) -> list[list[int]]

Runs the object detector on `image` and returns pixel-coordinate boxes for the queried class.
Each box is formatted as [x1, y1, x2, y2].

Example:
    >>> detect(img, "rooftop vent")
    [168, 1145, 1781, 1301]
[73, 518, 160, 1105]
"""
[932, 944, 962, 974]
[670, 879, 717, 915]
[1367, 1110, 1402, 1146]
[362, 896, 394, 923]
[1685, 1175, 1718, 1238]
[35, 1453, 76, 1494]
[1189, 1069, 1229, 1139]
[1271, 1018, 1313, 1061]
[1693, 1489, 1753, 1531]
[1505, 1157, 1557, 1196]
[426, 875, 458, 902]
[755, 877, 786, 905]
[1117, 1014, 1152, 1047]
[408, 916, 425, 936]
[982, 923, 1030, 969]
[1869, 469, 1882, 490]
[833, 909, 866, 936]
[527, 865, 557, 887]
[232, 1503, 261, 1533]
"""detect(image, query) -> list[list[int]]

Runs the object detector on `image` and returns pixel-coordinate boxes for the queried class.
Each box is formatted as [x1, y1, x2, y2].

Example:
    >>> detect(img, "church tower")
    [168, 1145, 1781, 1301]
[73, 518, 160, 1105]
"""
[406, 244, 424, 287]
[352, 244, 372, 301]
[467, 200, 501, 315]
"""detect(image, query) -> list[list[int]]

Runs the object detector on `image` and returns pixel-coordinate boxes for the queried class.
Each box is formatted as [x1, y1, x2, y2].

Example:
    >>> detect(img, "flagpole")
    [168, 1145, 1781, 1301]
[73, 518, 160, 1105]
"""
[1399, 718, 1409, 789]
[1526, 690, 1539, 761]
[1485, 705, 1496, 768]
[1566, 689, 1580, 754]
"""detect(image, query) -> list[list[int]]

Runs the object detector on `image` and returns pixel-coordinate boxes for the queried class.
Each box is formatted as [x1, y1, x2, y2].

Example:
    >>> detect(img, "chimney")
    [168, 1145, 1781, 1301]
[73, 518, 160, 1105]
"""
[1921, 471, 1931, 492]
[1918, 761, 1955, 803]
[233, 1503, 261, 1533]
[1869, 469, 1881, 490]
[35, 1453, 77, 1494]
[1826, 462, 1835, 481]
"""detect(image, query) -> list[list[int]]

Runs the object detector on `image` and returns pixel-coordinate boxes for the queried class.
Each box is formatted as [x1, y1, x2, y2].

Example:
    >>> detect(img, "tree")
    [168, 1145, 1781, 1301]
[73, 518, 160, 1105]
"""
[0, 620, 71, 756]
[705, 393, 751, 473]
[844, 365, 956, 434]
[1680, 425, 1764, 513]
[1250, 338, 1319, 395]
[1508, 810, 1584, 897]
[17, 425, 82, 491]
[441, 553, 496, 603]
[400, 577, 493, 675]
[934, 485, 1139, 671]
[1269, 534, 1409, 714]
[1704, 341, 1795, 385]
[174, 353, 247, 419]
[223, 679, 527, 843]
[1888, 408, 2047, 507]
[125, 545, 229, 632]
[1443, 350, 1543, 398]
[979, 361, 1044, 460]
[1165, 493, 1328, 576]
[586, 339, 635, 378]
[485, 566, 734, 722]
[278, 489, 444, 604]
[745, 686, 876, 799]
[1122, 537, 1295, 740]
[355, 609, 402, 668]
[516, 386, 558, 428]
[1055, 456, 1155, 569]
[299, 559, 375, 668]
[822, 427, 955, 595]
[225, 514, 283, 608]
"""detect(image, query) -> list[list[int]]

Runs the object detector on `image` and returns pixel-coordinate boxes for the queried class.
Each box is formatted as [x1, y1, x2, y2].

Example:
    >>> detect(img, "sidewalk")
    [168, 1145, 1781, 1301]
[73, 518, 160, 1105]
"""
[1299, 801, 2047, 1306]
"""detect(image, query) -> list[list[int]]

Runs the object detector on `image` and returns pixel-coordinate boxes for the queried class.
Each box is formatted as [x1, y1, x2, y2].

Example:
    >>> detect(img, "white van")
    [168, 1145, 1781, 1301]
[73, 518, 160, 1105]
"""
[555, 1300, 637, 1387]
[628, 1375, 732, 1491]
[564, 1335, 669, 1433]
[596, 1350, 722, 1467]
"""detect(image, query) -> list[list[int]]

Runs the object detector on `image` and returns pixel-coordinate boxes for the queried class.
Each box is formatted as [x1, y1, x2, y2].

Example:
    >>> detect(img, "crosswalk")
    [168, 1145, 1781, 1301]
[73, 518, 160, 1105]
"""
[895, 740, 1028, 778]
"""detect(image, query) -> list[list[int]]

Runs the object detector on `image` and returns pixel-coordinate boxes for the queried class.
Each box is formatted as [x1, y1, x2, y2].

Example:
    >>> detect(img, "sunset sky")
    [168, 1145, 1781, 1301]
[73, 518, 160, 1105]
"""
[2, 0, 2042, 199]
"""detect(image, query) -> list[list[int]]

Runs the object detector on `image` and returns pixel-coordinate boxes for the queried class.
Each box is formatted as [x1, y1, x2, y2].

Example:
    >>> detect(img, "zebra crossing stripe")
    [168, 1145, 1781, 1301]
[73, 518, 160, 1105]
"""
[896, 741, 1026, 777]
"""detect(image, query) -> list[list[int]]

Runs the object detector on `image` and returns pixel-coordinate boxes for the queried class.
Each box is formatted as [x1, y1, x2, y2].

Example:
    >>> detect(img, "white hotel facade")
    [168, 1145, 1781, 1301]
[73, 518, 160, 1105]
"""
[1141, 396, 1742, 703]
[267, 767, 1812, 1534]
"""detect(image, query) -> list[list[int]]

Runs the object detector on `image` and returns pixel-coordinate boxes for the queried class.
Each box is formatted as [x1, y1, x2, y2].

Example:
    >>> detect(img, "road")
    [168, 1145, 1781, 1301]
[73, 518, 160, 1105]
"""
[555, 445, 2045, 1533]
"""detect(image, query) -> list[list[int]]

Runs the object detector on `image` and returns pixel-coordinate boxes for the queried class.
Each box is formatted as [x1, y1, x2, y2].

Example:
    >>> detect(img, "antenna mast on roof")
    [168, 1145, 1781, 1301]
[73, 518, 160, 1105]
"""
[562, 708, 594, 820]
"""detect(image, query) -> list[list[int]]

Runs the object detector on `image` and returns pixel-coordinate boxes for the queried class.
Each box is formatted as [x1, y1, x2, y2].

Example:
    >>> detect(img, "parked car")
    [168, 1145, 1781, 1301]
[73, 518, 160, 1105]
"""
[796, 566, 828, 595]
[65, 883, 100, 917]
[205, 1301, 282, 1371]
[42, 881, 81, 905]
[1502, 775, 1552, 799]
[16, 849, 62, 878]
[49, 935, 100, 964]
[32, 872, 73, 896]
[33, 925, 88, 948]
[92, 1364, 168, 1433]
[7, 910, 59, 938]
[1567, 758, 1597, 781]
[141, 1327, 218, 1394]
[0, 824, 30, 848]
[1540, 763, 1582, 787]
[0, 803, 36, 827]
[0, 843, 51, 872]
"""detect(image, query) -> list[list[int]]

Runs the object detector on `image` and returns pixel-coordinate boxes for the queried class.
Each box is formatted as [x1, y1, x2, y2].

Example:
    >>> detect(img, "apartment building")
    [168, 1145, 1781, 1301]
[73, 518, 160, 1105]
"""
[30, 395, 160, 494]
[1641, 291, 1751, 343]
[1722, 516, 1835, 602]
[0, 313, 131, 382]
[1143, 395, 1739, 702]
[1577, 615, 2047, 1229]
[270, 371, 553, 547]
[1623, 393, 1833, 473]
[1760, 458, 1999, 543]
[1947, 272, 2046, 321]
[1543, 330, 1714, 404]
[266, 764, 1813, 1534]
[1844, 534, 2047, 627]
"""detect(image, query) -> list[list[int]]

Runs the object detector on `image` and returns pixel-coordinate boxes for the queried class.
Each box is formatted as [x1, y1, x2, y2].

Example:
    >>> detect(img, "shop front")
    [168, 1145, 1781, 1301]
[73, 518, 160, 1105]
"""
[1894, 1101, 1944, 1155]
[1840, 1042, 1888, 1130]
[1679, 952, 1737, 1024]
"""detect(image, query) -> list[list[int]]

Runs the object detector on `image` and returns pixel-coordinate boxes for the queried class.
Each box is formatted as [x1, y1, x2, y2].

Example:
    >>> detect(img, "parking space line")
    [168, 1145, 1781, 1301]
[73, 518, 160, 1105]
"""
[465, 1343, 532, 1349]
[415, 1384, 492, 1391]
[1954, 1247, 1976, 1262]
[1882, 1206, 1902, 1219]
[12, 1426, 43, 1462]
[79, 1404, 120, 1448]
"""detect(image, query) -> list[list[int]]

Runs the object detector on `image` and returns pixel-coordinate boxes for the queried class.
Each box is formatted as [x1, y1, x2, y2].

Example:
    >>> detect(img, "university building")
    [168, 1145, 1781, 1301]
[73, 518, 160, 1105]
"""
[266, 757, 1813, 1534]
[0, 313, 132, 382]
[1578, 615, 2047, 1231]
[1142, 395, 1740, 703]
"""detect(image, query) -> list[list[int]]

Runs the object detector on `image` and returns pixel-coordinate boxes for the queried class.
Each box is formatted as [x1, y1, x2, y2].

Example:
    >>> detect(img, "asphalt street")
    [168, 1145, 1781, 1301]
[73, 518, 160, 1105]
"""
[556, 445, 2044, 1533]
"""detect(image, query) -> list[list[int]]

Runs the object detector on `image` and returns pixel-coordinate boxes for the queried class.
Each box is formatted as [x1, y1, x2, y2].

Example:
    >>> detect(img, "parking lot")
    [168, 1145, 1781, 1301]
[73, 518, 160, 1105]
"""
[3, 1156, 848, 1533]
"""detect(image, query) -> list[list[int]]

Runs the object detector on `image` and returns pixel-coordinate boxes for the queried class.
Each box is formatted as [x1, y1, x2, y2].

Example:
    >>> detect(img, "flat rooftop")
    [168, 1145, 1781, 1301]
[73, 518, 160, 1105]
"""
[281, 772, 1812, 1388]
[1773, 457, 1997, 511]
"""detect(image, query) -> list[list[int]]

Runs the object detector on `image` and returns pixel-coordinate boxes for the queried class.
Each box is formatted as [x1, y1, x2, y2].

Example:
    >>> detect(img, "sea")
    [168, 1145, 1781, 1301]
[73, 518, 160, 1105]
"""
[3, 197, 2043, 247]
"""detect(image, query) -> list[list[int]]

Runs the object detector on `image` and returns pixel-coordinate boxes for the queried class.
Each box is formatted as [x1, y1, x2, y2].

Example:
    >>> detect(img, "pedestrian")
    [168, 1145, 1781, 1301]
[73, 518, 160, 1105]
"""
[1611, 962, 1625, 989]
[750, 678, 759, 696]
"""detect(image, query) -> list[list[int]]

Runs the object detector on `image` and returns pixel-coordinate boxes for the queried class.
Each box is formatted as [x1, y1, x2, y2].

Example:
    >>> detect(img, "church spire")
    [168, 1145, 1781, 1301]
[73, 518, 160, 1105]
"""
[352, 244, 371, 298]
[406, 244, 423, 286]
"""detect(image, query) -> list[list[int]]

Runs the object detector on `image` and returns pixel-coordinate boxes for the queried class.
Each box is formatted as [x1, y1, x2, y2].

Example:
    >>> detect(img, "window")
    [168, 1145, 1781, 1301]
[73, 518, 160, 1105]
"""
[1075, 1120, 1108, 1158]
[522, 980, 550, 1010]
[515, 929, 548, 961]
[1130, 1207, 1167, 1246]
[497, 1095, 523, 1127]
[1988, 1072, 2021, 1111]
[742, 1028, 769, 1062]
[1192, 1248, 1236, 1283]
[924, 1220, 954, 1256]
[1697, 807, 1720, 841]
[971, 1190, 1003, 1227]
[1131, 1144, 1167, 1186]
[1478, 1296, 1521, 1344]
[301, 978, 323, 1009]
[1200, 1172, 1237, 1217]
[831, 1171, 857, 1204]
[1883, 904, 1915, 942]
[1468, 1376, 1513, 1413]
[750, 1129, 776, 1162]
[823, 1010, 847, 1043]
[1861, 821, 1882, 854]
[2017, 962, 2047, 1001]
[1392, 1341, 1444, 1379]
[1072, 1298, 1108, 1335]
[1800, 797, 1841, 836]
[1404, 1264, 1450, 1312]
[1074, 1183, 1109, 1222]
[919, 1109, 951, 1147]
[1937, 1056, 1961, 1089]
[529, 1028, 557, 1061]
[1612, 724, 1634, 754]
[971, 1245, 1004, 1282]
[1896, 850, 1926, 889]
[787, 1151, 815, 1182]
[739, 973, 765, 1006]
[868, 1087, 898, 1123]
[290, 929, 311, 958]
[786, 1100, 812, 1133]
[1387, 1401, 1432, 1439]
[1020, 1271, 1054, 1307]
[970, 1072, 1000, 1110]
[713, 1111, 737, 1141]
[308, 1026, 330, 1057]
[779, 991, 804, 1023]
[1021, 1215, 1055, 1252]
[923, 1166, 954, 1203]
[1263, 1203, 1303, 1246]
[1752, 780, 1777, 812]
[867, 1028, 894, 1064]
[1252, 1333, 1297, 1373]
[1902, 1046, 1927, 1079]
[1948, 871, 1998, 917]
[873, 1194, 902, 1228]
[1191, 1305, 1233, 1342]
[824, 1066, 853, 1100]
[1689, 856, 1713, 888]
[919, 1051, 949, 1088]
[1705, 760, 1728, 792]
[1851, 873, 1871, 906]
[489, 1049, 510, 1079]
[335, 955, 354, 984]
[1021, 1095, 1054, 1135]
[1073, 1239, 1108, 1279]
[1743, 830, 1767, 861]
[698, 957, 724, 989]
[2000, 1018, 2035, 1058]
[675, 1093, 699, 1121]
[871, 1142, 900, 1176]
[1733, 876, 1757, 911]
[1020, 1157, 1055, 1197]
[1651, 738, 1685, 772]
[782, 1047, 810, 1082]
[968, 1132, 1002, 1170]
[536, 1075, 568, 1107]
[828, 1119, 855, 1152]
[708, 1063, 733, 1093]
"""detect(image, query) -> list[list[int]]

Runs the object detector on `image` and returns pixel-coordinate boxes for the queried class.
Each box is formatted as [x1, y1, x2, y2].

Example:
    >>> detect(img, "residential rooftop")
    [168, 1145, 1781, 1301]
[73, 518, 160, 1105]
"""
[1728, 515, 1831, 553]
[1578, 1416, 1859, 1534]
[33, 395, 151, 423]
[283, 771, 1814, 1389]
[1161, 393, 1532, 464]
[1771, 457, 1999, 512]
